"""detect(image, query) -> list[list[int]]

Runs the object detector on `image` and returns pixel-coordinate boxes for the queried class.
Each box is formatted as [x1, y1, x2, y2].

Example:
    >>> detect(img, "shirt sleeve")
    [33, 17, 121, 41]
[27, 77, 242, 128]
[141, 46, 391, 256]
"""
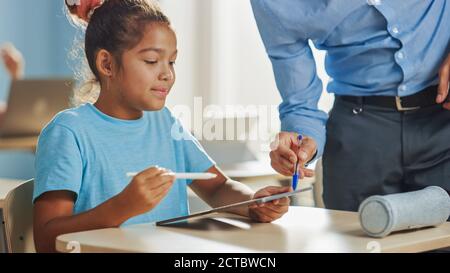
[169, 115, 216, 184]
[250, 0, 328, 160]
[33, 124, 83, 203]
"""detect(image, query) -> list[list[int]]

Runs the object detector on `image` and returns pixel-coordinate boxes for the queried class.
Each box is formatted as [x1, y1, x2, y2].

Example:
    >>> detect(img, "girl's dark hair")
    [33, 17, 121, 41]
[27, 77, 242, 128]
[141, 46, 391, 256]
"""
[66, 0, 170, 105]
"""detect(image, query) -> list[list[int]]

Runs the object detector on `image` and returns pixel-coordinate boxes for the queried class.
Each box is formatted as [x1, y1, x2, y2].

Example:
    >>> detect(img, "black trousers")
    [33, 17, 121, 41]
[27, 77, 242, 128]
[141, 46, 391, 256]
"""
[322, 96, 450, 212]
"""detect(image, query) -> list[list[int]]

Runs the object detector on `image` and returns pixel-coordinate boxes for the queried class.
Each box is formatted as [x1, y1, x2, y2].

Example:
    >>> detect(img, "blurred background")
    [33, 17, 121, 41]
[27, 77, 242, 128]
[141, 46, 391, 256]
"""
[0, 0, 76, 102]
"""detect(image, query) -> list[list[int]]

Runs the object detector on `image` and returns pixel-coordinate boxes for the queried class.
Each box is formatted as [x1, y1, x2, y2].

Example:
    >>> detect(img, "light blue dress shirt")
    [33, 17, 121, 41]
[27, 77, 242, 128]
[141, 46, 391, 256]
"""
[251, 0, 450, 158]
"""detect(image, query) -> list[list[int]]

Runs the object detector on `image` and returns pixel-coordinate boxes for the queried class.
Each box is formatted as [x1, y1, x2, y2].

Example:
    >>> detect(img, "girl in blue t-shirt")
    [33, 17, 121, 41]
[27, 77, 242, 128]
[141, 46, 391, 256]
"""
[33, 0, 310, 253]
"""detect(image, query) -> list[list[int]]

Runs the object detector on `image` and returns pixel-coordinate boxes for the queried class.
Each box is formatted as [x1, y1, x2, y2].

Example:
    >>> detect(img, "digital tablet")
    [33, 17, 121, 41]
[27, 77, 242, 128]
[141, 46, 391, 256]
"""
[156, 187, 313, 226]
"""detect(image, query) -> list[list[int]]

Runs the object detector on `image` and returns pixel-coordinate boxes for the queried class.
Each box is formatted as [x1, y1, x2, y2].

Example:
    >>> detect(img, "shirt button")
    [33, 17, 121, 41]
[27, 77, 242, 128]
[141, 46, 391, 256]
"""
[399, 84, 407, 92]
[392, 27, 400, 34]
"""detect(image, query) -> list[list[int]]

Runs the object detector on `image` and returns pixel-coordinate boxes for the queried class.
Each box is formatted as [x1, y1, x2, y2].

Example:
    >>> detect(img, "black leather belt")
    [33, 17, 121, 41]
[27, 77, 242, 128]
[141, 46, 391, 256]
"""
[337, 85, 439, 111]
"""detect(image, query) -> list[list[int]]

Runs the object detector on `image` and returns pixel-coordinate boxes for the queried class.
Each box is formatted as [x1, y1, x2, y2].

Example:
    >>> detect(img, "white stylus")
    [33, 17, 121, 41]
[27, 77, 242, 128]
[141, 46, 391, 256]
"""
[126, 172, 217, 180]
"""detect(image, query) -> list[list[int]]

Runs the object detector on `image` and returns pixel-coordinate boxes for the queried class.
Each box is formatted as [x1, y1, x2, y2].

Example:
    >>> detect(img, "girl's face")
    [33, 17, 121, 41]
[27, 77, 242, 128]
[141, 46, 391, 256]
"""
[114, 23, 177, 113]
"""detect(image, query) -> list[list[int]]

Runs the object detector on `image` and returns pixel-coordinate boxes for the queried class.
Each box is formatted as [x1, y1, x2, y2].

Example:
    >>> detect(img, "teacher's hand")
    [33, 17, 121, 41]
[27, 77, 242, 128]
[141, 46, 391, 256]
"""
[269, 132, 316, 177]
[436, 53, 450, 110]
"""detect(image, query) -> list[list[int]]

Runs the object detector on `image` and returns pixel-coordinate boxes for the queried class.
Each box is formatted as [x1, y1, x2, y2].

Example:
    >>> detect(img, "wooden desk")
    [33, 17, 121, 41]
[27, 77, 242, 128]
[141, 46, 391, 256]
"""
[55, 206, 450, 253]
[0, 136, 38, 151]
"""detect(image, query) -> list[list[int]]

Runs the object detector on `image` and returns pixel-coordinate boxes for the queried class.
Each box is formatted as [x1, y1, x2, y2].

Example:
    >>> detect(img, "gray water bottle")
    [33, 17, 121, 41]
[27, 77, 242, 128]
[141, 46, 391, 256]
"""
[358, 186, 450, 238]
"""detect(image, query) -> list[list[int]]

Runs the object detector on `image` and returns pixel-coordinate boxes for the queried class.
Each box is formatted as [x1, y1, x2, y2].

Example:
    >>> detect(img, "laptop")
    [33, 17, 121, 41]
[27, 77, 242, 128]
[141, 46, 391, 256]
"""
[0, 78, 74, 137]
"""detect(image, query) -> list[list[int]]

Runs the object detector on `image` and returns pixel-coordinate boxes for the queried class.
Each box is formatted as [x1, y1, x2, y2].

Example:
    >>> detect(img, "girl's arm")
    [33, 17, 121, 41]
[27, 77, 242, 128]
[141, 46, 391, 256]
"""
[189, 166, 292, 222]
[33, 167, 175, 253]
[189, 166, 255, 217]
[33, 190, 130, 253]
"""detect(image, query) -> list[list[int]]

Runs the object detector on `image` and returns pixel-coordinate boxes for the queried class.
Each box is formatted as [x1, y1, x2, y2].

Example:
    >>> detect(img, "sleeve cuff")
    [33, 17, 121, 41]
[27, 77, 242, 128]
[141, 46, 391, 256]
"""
[280, 122, 325, 163]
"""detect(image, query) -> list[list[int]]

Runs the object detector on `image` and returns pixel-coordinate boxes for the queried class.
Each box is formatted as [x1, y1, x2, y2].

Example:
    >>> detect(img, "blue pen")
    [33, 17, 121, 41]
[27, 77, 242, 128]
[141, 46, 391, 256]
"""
[292, 134, 303, 190]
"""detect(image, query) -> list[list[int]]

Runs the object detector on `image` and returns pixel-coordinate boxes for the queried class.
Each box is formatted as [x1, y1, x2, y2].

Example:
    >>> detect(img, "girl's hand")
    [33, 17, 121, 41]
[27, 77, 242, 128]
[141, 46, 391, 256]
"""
[1, 43, 24, 80]
[116, 166, 175, 218]
[437, 53, 450, 110]
[248, 186, 291, 223]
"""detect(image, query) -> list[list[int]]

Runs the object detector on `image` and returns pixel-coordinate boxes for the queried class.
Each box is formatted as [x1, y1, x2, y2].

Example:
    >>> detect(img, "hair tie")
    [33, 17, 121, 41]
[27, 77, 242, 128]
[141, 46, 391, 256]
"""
[65, 0, 105, 23]
[87, 0, 105, 21]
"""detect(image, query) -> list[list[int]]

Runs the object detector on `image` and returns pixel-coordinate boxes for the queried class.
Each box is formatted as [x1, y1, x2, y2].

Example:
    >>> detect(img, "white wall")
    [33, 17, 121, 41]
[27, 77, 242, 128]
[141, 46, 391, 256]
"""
[160, 0, 334, 134]
[159, 0, 202, 110]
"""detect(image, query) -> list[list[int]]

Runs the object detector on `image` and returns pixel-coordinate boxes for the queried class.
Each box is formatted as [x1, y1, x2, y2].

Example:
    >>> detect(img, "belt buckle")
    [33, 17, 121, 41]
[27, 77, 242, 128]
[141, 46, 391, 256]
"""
[395, 96, 420, 111]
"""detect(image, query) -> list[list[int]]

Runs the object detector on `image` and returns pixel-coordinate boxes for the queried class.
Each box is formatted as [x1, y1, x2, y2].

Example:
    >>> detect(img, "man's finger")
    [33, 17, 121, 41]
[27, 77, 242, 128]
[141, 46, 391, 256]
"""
[270, 155, 295, 176]
[276, 144, 298, 164]
[279, 156, 295, 172]
[301, 167, 315, 177]
[297, 137, 317, 165]
[437, 62, 449, 103]
[443, 101, 450, 110]
[271, 149, 295, 171]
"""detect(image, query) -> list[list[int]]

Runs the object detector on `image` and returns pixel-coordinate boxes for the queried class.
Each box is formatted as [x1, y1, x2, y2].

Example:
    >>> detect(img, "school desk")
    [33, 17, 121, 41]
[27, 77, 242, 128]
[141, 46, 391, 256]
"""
[55, 206, 450, 253]
[0, 136, 38, 151]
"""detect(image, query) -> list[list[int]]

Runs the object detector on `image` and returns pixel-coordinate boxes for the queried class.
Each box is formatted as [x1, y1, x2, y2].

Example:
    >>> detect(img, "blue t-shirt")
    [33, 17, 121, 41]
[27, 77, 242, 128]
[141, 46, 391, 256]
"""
[33, 103, 215, 226]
